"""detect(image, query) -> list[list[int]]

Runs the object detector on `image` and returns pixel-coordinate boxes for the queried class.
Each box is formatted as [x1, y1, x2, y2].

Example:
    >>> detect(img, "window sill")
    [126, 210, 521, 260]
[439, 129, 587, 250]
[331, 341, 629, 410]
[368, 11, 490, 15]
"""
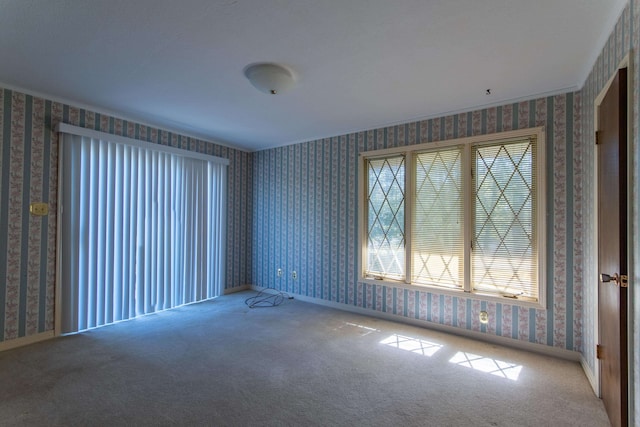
[359, 277, 546, 310]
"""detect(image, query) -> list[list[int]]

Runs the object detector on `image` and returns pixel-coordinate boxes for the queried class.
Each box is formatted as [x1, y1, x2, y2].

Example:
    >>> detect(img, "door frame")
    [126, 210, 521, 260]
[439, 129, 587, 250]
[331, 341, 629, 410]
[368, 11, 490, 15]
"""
[592, 52, 634, 421]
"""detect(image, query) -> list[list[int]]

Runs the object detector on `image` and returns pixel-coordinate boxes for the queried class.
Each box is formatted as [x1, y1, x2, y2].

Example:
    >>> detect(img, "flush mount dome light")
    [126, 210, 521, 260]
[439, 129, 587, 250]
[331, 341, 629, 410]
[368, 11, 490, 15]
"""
[243, 63, 296, 95]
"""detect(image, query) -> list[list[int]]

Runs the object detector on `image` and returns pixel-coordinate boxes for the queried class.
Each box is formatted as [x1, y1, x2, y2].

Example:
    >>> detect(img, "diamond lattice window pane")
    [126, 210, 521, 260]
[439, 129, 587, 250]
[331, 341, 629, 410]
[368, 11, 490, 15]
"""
[366, 156, 405, 279]
[472, 139, 537, 298]
[411, 148, 463, 288]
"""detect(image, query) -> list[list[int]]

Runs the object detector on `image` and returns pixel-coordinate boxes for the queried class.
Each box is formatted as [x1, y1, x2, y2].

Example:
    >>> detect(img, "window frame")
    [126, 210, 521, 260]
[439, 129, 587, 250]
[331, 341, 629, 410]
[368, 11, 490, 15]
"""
[358, 127, 546, 309]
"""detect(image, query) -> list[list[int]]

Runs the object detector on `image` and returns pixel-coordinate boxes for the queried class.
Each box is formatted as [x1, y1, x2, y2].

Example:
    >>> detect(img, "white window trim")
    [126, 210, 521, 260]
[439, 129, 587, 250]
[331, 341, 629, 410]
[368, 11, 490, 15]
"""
[358, 127, 547, 310]
[56, 123, 230, 165]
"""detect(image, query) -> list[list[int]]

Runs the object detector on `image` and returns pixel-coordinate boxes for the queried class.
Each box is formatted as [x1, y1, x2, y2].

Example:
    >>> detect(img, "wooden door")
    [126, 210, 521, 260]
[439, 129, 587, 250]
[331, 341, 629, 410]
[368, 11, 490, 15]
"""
[597, 67, 628, 427]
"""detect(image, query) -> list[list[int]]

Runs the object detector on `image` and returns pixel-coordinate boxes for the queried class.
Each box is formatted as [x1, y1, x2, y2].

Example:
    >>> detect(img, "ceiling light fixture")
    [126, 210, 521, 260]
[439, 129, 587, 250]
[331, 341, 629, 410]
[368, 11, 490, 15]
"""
[243, 63, 296, 95]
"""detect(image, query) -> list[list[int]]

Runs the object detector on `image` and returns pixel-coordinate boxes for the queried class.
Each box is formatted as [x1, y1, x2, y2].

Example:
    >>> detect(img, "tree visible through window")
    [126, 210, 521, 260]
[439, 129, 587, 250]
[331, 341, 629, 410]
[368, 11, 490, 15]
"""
[412, 148, 464, 289]
[366, 156, 405, 280]
[361, 128, 545, 305]
[472, 140, 537, 298]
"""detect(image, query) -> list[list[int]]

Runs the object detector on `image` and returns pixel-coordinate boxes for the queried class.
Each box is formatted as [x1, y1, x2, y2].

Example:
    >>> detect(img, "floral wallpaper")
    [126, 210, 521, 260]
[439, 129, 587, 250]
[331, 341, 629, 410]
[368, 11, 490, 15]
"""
[0, 89, 252, 343]
[1, 4, 638, 422]
[253, 93, 582, 351]
[580, 1, 638, 421]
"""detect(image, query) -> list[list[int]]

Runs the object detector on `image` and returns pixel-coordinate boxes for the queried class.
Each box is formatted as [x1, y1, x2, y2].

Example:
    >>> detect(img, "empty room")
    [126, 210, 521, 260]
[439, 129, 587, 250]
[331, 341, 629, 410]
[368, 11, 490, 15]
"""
[0, 1, 637, 426]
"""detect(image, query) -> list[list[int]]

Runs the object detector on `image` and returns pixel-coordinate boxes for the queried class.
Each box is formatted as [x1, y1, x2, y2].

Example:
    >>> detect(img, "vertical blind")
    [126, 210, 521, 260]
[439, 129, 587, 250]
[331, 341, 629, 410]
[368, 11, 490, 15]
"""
[59, 129, 227, 333]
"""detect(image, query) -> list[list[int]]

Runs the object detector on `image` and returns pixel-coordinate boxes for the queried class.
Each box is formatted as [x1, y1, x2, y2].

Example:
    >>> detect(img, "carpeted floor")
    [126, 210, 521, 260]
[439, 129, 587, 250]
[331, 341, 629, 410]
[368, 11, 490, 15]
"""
[0, 291, 609, 426]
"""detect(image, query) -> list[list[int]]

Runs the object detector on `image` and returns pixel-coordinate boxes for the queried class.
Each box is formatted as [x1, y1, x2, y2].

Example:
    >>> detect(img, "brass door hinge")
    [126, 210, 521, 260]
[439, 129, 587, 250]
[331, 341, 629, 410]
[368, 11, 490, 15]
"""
[596, 344, 603, 359]
[595, 131, 601, 145]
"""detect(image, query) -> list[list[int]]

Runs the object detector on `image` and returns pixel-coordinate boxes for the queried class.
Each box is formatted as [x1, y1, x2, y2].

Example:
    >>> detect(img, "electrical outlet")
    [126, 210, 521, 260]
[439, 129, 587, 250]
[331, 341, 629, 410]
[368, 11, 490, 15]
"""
[29, 202, 49, 216]
[479, 311, 489, 324]
[277, 268, 283, 277]
[292, 271, 297, 280]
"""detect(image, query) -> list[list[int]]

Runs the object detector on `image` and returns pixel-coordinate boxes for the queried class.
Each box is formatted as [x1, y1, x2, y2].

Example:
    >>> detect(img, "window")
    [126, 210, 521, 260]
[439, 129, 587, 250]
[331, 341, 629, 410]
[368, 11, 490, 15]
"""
[360, 128, 545, 306]
[412, 147, 464, 289]
[366, 156, 405, 280]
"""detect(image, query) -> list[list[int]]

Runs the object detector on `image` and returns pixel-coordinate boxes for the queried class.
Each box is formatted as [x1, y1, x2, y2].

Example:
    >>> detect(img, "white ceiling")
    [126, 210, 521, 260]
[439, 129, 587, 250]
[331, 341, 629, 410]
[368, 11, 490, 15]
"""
[0, 0, 626, 151]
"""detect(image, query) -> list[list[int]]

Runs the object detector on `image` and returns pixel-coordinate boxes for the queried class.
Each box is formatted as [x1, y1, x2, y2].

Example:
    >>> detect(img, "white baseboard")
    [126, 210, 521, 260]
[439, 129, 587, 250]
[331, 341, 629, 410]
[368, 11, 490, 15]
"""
[249, 285, 581, 362]
[0, 331, 55, 352]
[581, 355, 599, 397]
[224, 284, 250, 295]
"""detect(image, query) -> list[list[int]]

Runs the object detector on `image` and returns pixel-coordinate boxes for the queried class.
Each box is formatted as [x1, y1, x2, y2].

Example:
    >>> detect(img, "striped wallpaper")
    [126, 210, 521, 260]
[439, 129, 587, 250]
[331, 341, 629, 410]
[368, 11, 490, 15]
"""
[1, 7, 638, 420]
[579, 0, 639, 418]
[0, 89, 253, 343]
[253, 93, 582, 351]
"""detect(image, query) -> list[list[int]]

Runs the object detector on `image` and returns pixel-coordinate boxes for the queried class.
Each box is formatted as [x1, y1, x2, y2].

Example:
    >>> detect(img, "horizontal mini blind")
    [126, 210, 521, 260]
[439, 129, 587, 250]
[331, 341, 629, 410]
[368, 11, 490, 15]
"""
[412, 148, 464, 288]
[471, 138, 537, 299]
[365, 156, 405, 280]
[59, 128, 227, 333]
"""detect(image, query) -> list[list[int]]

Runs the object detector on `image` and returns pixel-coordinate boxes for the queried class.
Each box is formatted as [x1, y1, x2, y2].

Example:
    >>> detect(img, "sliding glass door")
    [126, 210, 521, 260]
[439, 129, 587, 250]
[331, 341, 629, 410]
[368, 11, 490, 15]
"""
[58, 127, 227, 333]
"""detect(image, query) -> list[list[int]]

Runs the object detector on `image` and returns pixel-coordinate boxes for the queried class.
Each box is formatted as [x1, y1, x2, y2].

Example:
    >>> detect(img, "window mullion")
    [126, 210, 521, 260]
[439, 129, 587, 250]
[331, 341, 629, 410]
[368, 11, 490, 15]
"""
[359, 127, 544, 307]
[463, 144, 472, 293]
[405, 151, 413, 284]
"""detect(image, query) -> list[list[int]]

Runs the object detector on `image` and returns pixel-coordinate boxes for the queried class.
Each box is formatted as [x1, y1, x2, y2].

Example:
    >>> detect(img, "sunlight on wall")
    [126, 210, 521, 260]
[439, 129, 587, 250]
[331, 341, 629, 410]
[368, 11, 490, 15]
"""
[380, 334, 443, 357]
[449, 351, 522, 380]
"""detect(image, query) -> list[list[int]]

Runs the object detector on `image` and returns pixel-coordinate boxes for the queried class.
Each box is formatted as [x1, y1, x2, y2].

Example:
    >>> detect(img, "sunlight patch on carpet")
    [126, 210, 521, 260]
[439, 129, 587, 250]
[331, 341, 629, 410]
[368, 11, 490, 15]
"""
[449, 351, 522, 380]
[379, 334, 443, 357]
[337, 322, 381, 336]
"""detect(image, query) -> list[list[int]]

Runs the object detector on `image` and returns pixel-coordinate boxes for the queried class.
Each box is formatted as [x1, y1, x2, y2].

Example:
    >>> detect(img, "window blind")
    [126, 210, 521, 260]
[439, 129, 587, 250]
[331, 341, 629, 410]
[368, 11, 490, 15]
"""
[471, 138, 537, 299]
[59, 128, 227, 333]
[366, 156, 405, 279]
[412, 148, 464, 288]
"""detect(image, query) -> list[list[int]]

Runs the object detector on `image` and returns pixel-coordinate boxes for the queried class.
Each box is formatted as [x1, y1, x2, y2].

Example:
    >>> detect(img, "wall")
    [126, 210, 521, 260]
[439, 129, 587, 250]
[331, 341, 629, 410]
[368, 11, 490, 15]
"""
[253, 93, 582, 352]
[0, 87, 252, 344]
[580, 1, 639, 422]
[2, 6, 636, 419]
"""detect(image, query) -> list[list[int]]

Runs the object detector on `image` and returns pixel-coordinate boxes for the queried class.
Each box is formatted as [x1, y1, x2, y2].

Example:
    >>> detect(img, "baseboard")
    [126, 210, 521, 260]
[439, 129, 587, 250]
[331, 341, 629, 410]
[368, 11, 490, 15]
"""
[0, 331, 55, 352]
[249, 285, 582, 362]
[581, 355, 599, 397]
[224, 284, 250, 295]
